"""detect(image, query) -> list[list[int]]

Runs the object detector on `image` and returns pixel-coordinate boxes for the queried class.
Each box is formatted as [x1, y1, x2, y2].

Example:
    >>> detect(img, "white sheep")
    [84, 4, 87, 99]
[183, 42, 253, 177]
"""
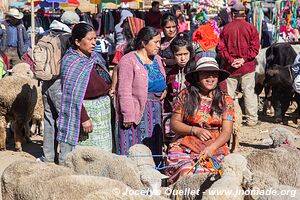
[64, 144, 166, 194]
[63, 146, 144, 189]
[245, 145, 300, 200]
[1, 160, 169, 200]
[128, 144, 167, 196]
[202, 153, 252, 200]
[269, 127, 300, 148]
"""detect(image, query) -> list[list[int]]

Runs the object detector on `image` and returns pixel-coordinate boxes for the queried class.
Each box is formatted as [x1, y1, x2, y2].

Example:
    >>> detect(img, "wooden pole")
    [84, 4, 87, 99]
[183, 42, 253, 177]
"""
[31, 0, 35, 60]
[259, 1, 263, 43]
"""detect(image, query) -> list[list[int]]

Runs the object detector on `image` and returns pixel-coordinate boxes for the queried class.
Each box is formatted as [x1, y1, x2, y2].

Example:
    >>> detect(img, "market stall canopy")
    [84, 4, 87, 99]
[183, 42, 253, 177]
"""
[169, 0, 193, 2]
[60, 0, 80, 7]
[25, 0, 63, 8]
[102, 2, 120, 9]
[102, 0, 121, 3]
[121, 0, 143, 2]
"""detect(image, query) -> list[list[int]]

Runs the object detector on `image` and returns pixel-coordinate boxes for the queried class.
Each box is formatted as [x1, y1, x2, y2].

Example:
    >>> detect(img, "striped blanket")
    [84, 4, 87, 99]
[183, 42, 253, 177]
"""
[57, 48, 102, 145]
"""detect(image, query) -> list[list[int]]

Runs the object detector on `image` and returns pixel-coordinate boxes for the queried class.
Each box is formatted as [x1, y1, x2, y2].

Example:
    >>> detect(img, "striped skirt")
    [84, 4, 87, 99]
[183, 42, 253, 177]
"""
[116, 93, 163, 164]
[165, 138, 229, 184]
[78, 95, 112, 152]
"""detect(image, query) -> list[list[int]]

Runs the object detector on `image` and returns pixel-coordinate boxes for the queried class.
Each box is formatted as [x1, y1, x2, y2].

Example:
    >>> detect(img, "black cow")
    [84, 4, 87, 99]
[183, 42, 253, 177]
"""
[265, 42, 300, 124]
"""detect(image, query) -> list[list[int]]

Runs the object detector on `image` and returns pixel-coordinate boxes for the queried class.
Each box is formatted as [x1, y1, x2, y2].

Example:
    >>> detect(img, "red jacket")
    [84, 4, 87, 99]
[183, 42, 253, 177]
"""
[145, 10, 162, 30]
[217, 19, 260, 77]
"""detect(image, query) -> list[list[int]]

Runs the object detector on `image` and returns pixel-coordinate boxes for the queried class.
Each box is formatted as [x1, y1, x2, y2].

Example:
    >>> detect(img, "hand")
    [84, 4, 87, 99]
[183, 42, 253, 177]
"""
[202, 145, 217, 160]
[123, 122, 133, 128]
[160, 90, 167, 101]
[231, 58, 245, 68]
[192, 127, 212, 142]
[109, 89, 115, 98]
[82, 119, 93, 133]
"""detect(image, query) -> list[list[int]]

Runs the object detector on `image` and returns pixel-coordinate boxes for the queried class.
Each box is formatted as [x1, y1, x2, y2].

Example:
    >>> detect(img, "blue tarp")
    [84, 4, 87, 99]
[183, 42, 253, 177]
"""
[39, 1, 60, 8]
[46, 0, 67, 3]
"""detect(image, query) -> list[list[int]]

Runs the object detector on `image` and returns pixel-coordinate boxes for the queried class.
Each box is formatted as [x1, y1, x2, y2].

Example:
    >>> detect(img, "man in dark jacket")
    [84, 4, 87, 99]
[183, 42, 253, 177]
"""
[145, 1, 162, 30]
[0, 8, 29, 68]
[218, 3, 260, 126]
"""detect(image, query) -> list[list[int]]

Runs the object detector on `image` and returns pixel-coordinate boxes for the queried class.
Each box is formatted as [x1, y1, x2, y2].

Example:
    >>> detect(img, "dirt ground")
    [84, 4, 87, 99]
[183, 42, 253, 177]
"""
[0, 107, 299, 200]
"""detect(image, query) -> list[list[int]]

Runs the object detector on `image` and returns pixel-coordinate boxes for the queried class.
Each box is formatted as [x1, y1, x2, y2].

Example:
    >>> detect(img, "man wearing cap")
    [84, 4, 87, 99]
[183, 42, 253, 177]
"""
[217, 3, 260, 126]
[0, 8, 29, 68]
[38, 11, 80, 163]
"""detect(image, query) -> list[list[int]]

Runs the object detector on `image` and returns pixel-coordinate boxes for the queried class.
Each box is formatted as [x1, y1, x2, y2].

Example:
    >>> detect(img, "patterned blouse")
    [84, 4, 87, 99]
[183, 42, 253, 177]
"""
[173, 88, 234, 128]
[135, 53, 166, 93]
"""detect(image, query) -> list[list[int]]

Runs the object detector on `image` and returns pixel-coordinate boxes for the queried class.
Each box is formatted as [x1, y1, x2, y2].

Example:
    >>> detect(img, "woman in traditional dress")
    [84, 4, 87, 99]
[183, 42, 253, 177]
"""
[110, 16, 145, 97]
[164, 32, 194, 113]
[166, 57, 234, 183]
[162, 33, 194, 141]
[159, 13, 178, 69]
[57, 23, 112, 164]
[116, 26, 166, 165]
[170, 4, 188, 33]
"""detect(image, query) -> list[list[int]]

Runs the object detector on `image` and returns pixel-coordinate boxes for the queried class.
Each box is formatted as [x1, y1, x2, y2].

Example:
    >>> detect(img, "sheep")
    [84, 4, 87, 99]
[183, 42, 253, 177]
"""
[167, 173, 212, 200]
[231, 100, 243, 152]
[1, 160, 74, 200]
[11, 62, 44, 137]
[246, 145, 300, 193]
[28, 88, 44, 137]
[128, 144, 167, 195]
[0, 70, 38, 151]
[268, 127, 300, 148]
[2, 160, 169, 200]
[64, 145, 168, 195]
[261, 127, 300, 148]
[0, 62, 44, 151]
[256, 185, 300, 200]
[63, 146, 144, 189]
[202, 153, 252, 200]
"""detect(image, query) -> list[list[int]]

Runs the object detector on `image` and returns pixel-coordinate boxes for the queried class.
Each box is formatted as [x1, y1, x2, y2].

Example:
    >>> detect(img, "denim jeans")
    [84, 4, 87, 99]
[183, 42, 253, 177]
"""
[58, 142, 75, 165]
[42, 79, 62, 163]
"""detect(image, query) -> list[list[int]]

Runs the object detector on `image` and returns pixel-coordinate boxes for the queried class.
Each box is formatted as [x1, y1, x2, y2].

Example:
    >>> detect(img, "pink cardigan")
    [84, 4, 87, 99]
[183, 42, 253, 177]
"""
[117, 51, 166, 124]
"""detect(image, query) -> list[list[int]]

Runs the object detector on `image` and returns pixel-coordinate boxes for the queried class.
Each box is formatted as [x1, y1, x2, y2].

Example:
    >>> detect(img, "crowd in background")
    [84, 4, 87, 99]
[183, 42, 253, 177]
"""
[0, 0, 263, 184]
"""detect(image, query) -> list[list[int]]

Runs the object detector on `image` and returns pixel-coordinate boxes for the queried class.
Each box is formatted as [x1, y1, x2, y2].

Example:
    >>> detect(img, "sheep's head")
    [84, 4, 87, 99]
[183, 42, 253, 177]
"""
[221, 153, 251, 183]
[269, 127, 300, 148]
[11, 63, 34, 78]
[128, 144, 155, 168]
[140, 169, 166, 196]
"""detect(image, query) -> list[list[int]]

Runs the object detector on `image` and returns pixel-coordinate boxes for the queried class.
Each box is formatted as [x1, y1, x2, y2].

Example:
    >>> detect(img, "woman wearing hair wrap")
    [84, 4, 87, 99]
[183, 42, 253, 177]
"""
[57, 23, 112, 164]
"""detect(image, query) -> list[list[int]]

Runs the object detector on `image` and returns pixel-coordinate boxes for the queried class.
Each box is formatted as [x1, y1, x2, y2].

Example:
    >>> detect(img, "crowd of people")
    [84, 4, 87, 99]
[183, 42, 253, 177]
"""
[0, 1, 261, 184]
